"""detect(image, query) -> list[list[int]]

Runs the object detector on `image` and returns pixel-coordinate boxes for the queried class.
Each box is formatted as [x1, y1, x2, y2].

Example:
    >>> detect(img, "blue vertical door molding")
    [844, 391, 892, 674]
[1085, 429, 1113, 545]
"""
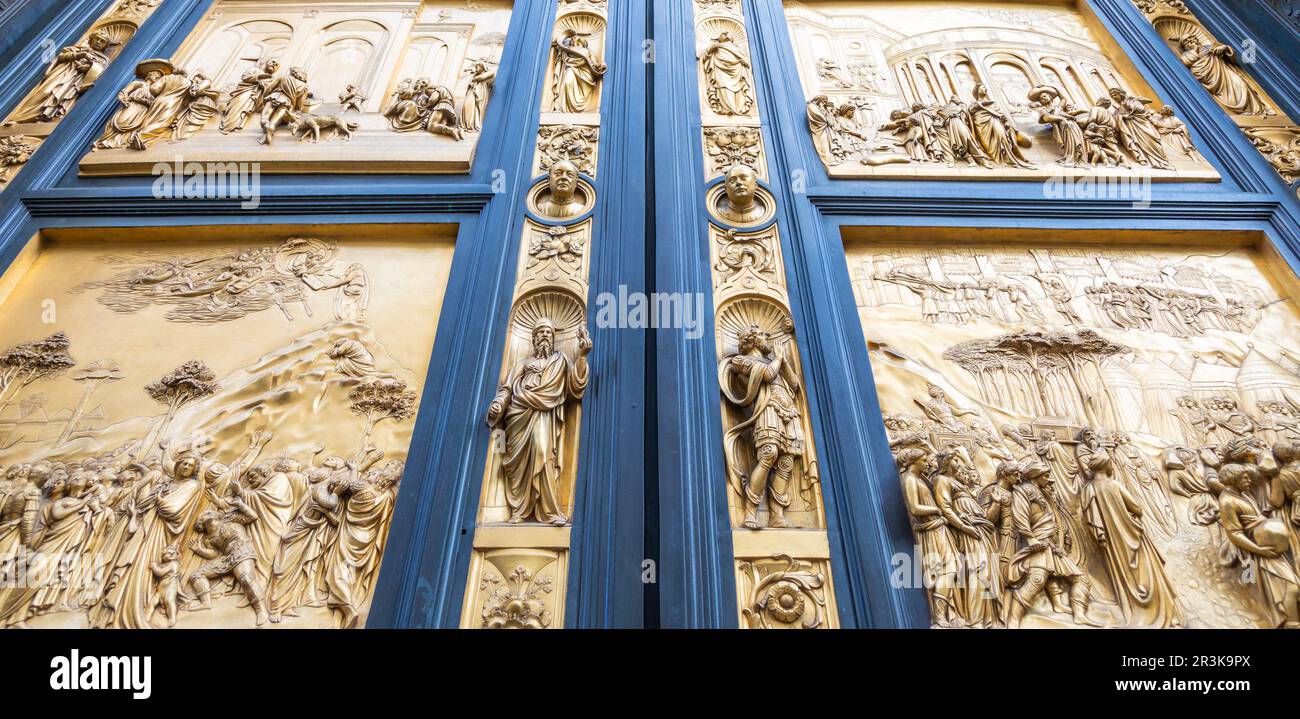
[743, 0, 930, 629]
[366, 0, 563, 629]
[652, 0, 740, 629]
[563, 0, 649, 629]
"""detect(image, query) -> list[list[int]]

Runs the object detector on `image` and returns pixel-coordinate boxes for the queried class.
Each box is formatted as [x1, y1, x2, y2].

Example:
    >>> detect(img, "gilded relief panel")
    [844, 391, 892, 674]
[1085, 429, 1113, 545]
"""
[1131, 0, 1300, 197]
[847, 234, 1300, 628]
[78, 0, 513, 176]
[0, 224, 455, 629]
[0, 0, 164, 191]
[786, 1, 1218, 181]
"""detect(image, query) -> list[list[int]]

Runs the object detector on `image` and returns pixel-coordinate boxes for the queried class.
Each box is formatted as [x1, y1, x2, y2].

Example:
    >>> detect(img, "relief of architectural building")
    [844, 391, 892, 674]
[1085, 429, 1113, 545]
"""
[0, 0, 164, 191]
[849, 239, 1300, 628]
[0, 225, 455, 628]
[787, 1, 1217, 181]
[78, 0, 513, 177]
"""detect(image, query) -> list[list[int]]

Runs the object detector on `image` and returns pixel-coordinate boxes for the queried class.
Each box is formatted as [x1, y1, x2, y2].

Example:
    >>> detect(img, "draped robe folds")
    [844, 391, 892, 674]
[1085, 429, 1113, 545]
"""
[0, 498, 90, 625]
[1181, 45, 1270, 116]
[240, 472, 294, 586]
[940, 110, 988, 163]
[1219, 489, 1300, 627]
[385, 87, 430, 132]
[496, 350, 588, 523]
[1037, 437, 1080, 494]
[1270, 465, 1300, 564]
[551, 41, 605, 113]
[935, 474, 1003, 627]
[132, 74, 194, 148]
[902, 472, 960, 619]
[323, 481, 397, 627]
[95, 80, 153, 149]
[270, 482, 340, 615]
[806, 101, 836, 160]
[93, 477, 203, 629]
[1041, 109, 1087, 164]
[10, 44, 109, 123]
[1006, 484, 1085, 589]
[1079, 450, 1183, 627]
[1113, 98, 1173, 169]
[220, 69, 271, 133]
[172, 79, 220, 141]
[971, 101, 1033, 168]
[462, 71, 494, 132]
[701, 41, 752, 116]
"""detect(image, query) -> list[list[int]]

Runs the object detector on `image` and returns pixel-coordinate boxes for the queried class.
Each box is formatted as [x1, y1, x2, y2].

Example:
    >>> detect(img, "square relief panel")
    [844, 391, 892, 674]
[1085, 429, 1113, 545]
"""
[846, 227, 1300, 628]
[0, 223, 454, 628]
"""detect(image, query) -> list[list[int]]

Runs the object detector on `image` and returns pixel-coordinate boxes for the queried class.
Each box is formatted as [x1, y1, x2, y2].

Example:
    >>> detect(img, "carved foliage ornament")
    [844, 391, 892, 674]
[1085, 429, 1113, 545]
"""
[0, 136, 35, 189]
[480, 565, 554, 629]
[537, 124, 600, 174]
[703, 126, 762, 176]
[739, 555, 830, 629]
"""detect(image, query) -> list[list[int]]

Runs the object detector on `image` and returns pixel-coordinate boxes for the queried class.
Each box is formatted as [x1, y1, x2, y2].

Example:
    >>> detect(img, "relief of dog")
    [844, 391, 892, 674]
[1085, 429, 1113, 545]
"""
[289, 114, 359, 142]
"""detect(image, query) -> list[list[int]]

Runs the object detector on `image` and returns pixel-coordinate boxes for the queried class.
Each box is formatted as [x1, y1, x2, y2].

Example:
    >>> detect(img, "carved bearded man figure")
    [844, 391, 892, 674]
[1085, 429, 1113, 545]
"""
[720, 324, 806, 529]
[486, 319, 592, 525]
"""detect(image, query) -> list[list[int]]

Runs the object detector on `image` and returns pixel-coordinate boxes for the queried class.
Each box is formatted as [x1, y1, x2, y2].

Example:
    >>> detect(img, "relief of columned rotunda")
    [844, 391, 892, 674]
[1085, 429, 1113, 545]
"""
[788, 1, 1218, 181]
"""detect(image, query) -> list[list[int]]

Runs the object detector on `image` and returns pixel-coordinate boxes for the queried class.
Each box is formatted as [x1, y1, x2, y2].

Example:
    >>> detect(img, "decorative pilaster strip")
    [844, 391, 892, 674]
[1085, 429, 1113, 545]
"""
[692, 0, 839, 628]
[0, 0, 165, 191]
[1131, 0, 1300, 197]
[458, 0, 608, 629]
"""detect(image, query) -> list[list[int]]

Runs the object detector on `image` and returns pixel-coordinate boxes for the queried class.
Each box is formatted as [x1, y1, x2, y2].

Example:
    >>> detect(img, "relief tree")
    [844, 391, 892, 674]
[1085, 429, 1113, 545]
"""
[57, 359, 124, 446]
[945, 329, 1128, 426]
[348, 377, 417, 453]
[0, 331, 76, 416]
[143, 359, 219, 458]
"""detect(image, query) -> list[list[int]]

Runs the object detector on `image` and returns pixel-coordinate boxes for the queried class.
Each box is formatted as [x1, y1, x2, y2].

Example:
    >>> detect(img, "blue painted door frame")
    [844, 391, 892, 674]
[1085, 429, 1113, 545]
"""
[1, 0, 1297, 629]
[0, 0, 647, 629]
[652, 0, 1300, 629]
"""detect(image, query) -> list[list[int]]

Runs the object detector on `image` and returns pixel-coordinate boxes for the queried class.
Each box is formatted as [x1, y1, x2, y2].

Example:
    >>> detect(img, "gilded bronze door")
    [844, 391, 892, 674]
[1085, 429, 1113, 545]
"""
[0, 0, 1298, 630]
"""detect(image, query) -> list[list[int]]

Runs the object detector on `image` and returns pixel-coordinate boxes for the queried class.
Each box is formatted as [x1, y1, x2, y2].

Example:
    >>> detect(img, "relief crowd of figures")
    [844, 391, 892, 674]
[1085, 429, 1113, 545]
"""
[809, 81, 1200, 170]
[879, 266, 1261, 338]
[0, 429, 403, 629]
[888, 383, 1300, 629]
[91, 55, 493, 152]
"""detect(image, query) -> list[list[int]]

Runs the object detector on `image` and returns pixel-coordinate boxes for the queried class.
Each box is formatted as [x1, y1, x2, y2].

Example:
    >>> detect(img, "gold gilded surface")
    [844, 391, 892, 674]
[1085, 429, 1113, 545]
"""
[694, 0, 839, 628]
[0, 0, 164, 191]
[78, 0, 513, 177]
[786, 0, 1218, 181]
[0, 224, 454, 629]
[1130, 1, 1300, 192]
[847, 234, 1300, 628]
[458, 0, 609, 629]
[736, 555, 839, 629]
